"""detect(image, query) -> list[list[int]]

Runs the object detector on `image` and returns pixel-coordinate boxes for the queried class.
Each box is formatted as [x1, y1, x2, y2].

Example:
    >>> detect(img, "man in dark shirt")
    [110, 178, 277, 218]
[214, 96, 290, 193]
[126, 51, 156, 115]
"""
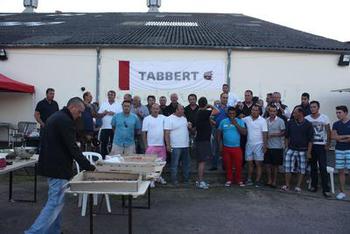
[184, 94, 199, 126]
[194, 97, 218, 189]
[159, 96, 167, 114]
[298, 92, 312, 116]
[76, 91, 98, 150]
[34, 88, 59, 129]
[163, 93, 179, 117]
[332, 105, 350, 200]
[237, 90, 254, 118]
[146, 95, 156, 113]
[281, 106, 313, 192]
[25, 97, 95, 234]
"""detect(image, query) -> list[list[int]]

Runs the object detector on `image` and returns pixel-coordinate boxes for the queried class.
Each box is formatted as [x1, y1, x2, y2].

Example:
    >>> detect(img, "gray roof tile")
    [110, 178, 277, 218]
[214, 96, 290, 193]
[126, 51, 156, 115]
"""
[0, 12, 349, 52]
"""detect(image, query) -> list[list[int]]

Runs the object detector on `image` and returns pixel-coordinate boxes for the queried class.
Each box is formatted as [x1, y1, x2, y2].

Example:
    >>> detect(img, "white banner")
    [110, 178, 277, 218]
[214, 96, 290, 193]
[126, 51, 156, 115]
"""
[128, 60, 226, 92]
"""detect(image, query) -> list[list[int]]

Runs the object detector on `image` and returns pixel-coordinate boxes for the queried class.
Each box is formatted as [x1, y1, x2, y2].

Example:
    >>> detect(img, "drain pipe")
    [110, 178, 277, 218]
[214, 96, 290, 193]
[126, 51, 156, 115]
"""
[226, 48, 232, 91]
[95, 47, 101, 102]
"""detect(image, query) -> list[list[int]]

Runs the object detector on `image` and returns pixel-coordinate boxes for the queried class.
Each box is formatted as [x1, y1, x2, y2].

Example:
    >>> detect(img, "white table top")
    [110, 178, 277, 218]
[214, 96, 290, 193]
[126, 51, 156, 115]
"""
[0, 154, 38, 175]
[65, 181, 150, 197]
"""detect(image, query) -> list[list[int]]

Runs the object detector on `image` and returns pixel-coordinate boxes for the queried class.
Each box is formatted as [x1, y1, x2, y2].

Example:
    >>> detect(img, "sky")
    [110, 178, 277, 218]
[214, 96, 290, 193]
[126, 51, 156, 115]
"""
[1, 0, 349, 42]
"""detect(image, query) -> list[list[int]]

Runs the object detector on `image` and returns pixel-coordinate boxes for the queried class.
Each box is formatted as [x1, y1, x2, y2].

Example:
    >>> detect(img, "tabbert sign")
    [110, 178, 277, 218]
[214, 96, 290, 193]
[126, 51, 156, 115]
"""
[118, 60, 225, 92]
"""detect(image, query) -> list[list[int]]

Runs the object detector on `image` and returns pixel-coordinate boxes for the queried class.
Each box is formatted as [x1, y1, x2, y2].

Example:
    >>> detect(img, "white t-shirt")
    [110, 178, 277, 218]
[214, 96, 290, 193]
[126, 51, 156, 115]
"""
[305, 114, 330, 145]
[164, 115, 189, 148]
[243, 116, 268, 145]
[228, 92, 241, 107]
[142, 114, 166, 146]
[98, 101, 122, 129]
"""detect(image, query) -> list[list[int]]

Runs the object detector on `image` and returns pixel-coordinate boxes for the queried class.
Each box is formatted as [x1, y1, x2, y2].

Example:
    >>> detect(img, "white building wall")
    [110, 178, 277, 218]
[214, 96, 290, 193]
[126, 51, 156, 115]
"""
[230, 51, 350, 122]
[0, 48, 349, 141]
[0, 48, 97, 122]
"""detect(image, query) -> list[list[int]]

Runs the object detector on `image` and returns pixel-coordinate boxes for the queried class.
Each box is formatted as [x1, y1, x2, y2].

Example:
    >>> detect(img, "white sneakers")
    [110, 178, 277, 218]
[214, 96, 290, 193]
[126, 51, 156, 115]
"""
[151, 176, 167, 188]
[157, 176, 167, 185]
[336, 192, 346, 200]
[196, 181, 209, 189]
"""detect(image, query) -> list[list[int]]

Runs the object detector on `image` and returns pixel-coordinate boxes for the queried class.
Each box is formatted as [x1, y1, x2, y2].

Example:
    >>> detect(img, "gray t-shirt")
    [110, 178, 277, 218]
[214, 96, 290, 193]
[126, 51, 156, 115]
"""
[266, 116, 286, 149]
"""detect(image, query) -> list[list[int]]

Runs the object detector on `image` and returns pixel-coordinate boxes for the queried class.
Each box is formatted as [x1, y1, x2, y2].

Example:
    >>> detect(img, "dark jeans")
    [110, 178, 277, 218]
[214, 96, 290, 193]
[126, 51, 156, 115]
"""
[311, 144, 330, 192]
[100, 129, 114, 159]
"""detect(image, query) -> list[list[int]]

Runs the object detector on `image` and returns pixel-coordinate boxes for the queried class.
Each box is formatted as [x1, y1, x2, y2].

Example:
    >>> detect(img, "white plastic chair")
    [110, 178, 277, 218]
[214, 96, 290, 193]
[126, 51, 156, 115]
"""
[75, 152, 111, 216]
[326, 166, 335, 194]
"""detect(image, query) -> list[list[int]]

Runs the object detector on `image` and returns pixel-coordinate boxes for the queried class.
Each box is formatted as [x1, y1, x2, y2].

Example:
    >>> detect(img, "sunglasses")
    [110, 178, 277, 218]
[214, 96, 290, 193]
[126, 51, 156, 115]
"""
[124, 121, 128, 128]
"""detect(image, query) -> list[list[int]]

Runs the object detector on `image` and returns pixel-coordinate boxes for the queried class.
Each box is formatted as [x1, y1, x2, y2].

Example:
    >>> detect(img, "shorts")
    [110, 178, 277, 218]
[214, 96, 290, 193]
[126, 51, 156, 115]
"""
[284, 149, 306, 174]
[335, 150, 350, 169]
[146, 146, 166, 161]
[195, 141, 212, 162]
[110, 144, 135, 155]
[245, 143, 264, 161]
[264, 148, 283, 166]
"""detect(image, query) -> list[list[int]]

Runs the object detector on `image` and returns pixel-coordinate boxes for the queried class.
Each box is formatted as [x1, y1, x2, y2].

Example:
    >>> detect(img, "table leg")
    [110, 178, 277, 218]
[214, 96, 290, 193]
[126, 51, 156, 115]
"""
[147, 186, 151, 209]
[89, 194, 94, 234]
[9, 171, 13, 201]
[34, 164, 37, 202]
[122, 195, 125, 208]
[128, 195, 132, 234]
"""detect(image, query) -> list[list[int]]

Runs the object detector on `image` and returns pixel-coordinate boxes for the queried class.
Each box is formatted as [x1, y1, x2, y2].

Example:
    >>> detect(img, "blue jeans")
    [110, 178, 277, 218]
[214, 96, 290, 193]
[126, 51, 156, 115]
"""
[210, 128, 220, 168]
[171, 147, 191, 183]
[25, 178, 68, 234]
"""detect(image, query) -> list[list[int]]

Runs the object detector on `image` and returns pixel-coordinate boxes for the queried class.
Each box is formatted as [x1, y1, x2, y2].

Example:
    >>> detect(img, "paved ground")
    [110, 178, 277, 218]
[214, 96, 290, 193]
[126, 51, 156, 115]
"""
[0, 173, 349, 234]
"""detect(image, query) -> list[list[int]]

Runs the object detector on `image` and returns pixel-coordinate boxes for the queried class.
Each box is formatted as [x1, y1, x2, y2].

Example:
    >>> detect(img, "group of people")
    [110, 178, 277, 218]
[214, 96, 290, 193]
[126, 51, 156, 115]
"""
[34, 87, 350, 198]
[26, 85, 349, 233]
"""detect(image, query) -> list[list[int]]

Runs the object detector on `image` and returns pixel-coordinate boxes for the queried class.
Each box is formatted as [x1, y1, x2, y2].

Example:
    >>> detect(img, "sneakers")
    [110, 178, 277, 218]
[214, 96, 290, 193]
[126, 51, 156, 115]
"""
[255, 181, 263, 188]
[196, 181, 209, 189]
[323, 192, 332, 198]
[294, 187, 302, 193]
[157, 176, 167, 185]
[224, 181, 232, 187]
[245, 179, 254, 186]
[336, 192, 346, 200]
[238, 182, 246, 187]
[150, 181, 155, 188]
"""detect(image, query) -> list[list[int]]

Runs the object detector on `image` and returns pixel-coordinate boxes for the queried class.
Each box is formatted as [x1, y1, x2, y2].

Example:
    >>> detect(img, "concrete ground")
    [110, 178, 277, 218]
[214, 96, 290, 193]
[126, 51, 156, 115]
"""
[0, 172, 349, 234]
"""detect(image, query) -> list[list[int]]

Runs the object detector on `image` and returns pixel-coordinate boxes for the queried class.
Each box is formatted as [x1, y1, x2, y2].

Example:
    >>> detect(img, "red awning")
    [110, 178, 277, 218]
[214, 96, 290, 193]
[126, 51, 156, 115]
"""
[0, 73, 35, 93]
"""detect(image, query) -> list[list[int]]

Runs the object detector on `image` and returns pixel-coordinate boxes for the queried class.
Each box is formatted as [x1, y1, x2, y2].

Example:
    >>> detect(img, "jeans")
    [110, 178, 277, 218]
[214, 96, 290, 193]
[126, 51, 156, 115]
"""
[100, 129, 114, 158]
[311, 144, 330, 192]
[25, 178, 68, 234]
[210, 128, 220, 168]
[171, 147, 191, 183]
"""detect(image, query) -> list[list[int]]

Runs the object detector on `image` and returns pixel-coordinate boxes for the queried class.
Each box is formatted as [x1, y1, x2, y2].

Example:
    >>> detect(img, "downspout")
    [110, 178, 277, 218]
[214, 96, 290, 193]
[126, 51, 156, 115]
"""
[95, 47, 101, 102]
[226, 48, 232, 91]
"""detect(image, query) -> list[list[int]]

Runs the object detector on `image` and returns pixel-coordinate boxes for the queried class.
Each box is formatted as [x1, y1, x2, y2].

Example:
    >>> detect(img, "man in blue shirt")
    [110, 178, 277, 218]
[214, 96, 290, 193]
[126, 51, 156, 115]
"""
[210, 92, 228, 170]
[110, 100, 141, 155]
[217, 107, 247, 187]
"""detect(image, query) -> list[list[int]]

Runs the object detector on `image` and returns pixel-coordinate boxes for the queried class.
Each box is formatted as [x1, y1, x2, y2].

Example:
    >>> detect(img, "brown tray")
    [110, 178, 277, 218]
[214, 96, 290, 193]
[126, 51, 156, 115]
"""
[69, 171, 142, 193]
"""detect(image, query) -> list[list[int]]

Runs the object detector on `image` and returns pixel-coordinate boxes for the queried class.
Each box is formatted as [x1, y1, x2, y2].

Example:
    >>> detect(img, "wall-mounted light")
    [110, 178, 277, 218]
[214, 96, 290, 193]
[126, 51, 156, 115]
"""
[338, 53, 350, 66]
[0, 49, 7, 61]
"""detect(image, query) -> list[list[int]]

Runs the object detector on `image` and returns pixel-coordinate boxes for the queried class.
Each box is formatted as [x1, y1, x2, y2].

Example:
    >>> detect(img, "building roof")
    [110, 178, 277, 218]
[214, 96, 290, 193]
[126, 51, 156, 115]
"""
[0, 12, 349, 52]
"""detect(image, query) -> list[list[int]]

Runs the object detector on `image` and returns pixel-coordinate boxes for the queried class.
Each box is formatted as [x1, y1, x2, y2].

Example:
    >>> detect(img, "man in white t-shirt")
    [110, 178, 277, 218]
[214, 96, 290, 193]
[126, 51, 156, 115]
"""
[98, 90, 122, 158]
[243, 104, 268, 187]
[222, 83, 240, 107]
[305, 101, 331, 197]
[142, 103, 167, 186]
[164, 104, 191, 186]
